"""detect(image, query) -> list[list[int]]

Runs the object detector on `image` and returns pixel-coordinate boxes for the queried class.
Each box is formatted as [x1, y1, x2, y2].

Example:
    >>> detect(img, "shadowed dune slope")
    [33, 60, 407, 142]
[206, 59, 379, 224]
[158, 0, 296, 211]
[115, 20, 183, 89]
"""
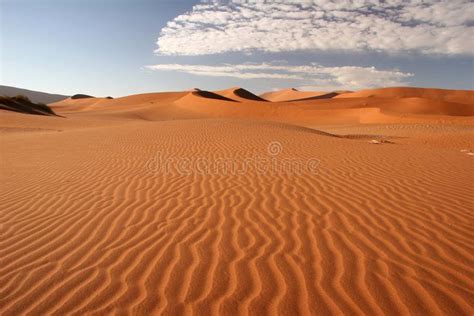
[173, 91, 392, 124]
[168, 90, 474, 123]
[0, 95, 58, 117]
[193, 89, 238, 102]
[215, 87, 268, 102]
[289, 92, 341, 101]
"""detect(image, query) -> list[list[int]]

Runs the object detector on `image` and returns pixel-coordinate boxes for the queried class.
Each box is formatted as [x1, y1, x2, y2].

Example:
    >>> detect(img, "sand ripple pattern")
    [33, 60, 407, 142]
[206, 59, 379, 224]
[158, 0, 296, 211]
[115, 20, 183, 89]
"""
[1, 119, 473, 315]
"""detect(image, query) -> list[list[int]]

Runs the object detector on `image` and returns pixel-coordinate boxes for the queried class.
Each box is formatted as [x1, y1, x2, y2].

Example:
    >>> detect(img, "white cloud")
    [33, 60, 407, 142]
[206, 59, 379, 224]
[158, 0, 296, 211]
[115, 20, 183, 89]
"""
[155, 0, 474, 56]
[146, 62, 413, 90]
[146, 64, 303, 79]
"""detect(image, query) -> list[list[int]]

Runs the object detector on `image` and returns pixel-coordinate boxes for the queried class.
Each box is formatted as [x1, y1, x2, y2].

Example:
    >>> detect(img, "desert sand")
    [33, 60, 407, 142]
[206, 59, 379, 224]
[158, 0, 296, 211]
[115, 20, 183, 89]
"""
[260, 88, 347, 102]
[1, 87, 473, 315]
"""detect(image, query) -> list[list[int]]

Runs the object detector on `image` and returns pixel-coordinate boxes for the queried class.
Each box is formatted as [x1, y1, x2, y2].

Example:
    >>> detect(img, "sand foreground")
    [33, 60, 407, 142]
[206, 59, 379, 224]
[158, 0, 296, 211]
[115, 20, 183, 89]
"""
[1, 88, 473, 315]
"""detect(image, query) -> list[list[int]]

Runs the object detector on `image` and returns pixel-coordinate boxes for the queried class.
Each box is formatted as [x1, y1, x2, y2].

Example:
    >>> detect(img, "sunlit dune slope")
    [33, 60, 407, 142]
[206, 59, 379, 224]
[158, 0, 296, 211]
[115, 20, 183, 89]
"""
[260, 88, 351, 102]
[335, 87, 474, 104]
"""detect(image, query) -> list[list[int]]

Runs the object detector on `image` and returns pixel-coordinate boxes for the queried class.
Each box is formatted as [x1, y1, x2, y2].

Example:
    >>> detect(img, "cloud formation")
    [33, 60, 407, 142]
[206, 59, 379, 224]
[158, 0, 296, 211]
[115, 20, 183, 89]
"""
[155, 0, 474, 56]
[146, 63, 413, 90]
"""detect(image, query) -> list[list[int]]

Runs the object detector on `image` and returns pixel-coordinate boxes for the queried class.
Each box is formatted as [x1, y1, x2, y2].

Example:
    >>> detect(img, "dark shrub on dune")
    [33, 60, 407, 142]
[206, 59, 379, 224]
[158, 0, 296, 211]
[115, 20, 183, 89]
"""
[11, 94, 31, 103]
[71, 94, 94, 99]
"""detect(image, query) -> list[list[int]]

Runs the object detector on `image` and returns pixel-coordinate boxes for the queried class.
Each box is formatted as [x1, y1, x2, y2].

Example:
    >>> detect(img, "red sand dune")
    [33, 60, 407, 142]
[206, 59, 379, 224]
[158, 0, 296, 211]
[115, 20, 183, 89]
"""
[260, 88, 344, 102]
[215, 87, 269, 102]
[1, 86, 473, 315]
[48, 87, 473, 124]
[335, 86, 474, 104]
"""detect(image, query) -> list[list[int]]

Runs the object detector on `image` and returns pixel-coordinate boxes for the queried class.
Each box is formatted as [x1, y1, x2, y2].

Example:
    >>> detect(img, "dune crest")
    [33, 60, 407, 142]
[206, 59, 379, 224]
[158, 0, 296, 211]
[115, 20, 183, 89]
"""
[260, 88, 351, 102]
[335, 86, 474, 104]
[215, 87, 268, 102]
[192, 89, 239, 102]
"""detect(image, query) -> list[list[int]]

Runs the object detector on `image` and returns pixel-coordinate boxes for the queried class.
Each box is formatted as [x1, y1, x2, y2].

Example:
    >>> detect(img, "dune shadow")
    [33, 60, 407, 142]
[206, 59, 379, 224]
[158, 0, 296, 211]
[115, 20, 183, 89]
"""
[0, 95, 62, 117]
[287, 92, 340, 102]
[233, 88, 269, 102]
[192, 90, 239, 102]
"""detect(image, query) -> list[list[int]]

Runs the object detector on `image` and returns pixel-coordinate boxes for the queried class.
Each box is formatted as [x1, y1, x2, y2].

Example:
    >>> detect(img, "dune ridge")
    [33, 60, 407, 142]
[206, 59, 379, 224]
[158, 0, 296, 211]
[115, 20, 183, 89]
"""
[193, 89, 238, 102]
[335, 86, 474, 104]
[260, 88, 351, 102]
[260, 88, 327, 102]
[215, 87, 269, 102]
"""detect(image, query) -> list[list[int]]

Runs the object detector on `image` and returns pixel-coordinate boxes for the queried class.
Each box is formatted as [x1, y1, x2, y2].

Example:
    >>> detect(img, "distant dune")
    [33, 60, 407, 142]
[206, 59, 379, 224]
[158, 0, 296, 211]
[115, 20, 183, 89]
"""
[260, 88, 351, 102]
[335, 86, 474, 104]
[375, 97, 474, 116]
[70, 94, 95, 100]
[47, 86, 474, 123]
[0, 85, 69, 104]
[1, 86, 473, 315]
[193, 89, 238, 102]
[215, 87, 269, 102]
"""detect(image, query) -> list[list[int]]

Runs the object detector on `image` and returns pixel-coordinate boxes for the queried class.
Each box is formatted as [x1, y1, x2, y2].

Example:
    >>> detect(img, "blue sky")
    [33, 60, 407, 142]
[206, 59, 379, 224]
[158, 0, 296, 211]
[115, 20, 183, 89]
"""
[1, 0, 473, 97]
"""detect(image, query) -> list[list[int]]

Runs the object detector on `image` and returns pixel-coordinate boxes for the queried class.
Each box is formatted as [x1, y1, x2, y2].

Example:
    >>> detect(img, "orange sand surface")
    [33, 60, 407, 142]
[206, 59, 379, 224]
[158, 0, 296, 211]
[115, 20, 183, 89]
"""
[1, 87, 473, 315]
[260, 88, 349, 102]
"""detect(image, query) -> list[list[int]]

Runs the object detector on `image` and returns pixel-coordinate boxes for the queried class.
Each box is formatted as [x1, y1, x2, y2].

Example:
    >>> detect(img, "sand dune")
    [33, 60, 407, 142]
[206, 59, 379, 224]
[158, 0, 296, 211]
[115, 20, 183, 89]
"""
[289, 92, 341, 101]
[47, 87, 474, 126]
[261, 88, 330, 102]
[260, 88, 351, 102]
[335, 86, 474, 104]
[376, 97, 474, 116]
[193, 89, 239, 102]
[290, 96, 474, 118]
[1, 86, 474, 315]
[215, 87, 268, 102]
